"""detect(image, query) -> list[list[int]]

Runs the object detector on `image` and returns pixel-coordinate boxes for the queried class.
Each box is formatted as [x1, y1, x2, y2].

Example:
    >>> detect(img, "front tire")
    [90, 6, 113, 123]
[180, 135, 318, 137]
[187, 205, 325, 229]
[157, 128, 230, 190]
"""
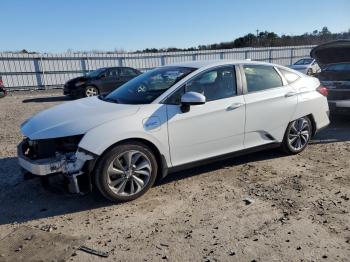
[306, 68, 313, 76]
[84, 86, 99, 97]
[281, 116, 312, 154]
[94, 142, 158, 202]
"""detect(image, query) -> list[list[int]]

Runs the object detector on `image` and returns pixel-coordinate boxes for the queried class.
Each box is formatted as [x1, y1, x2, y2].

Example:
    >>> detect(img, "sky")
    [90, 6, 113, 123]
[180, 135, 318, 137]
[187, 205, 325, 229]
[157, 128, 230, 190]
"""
[0, 0, 349, 53]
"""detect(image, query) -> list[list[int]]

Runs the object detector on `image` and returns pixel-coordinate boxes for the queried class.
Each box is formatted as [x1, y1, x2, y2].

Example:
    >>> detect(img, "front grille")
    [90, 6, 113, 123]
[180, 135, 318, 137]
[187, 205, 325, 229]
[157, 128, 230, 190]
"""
[328, 90, 350, 101]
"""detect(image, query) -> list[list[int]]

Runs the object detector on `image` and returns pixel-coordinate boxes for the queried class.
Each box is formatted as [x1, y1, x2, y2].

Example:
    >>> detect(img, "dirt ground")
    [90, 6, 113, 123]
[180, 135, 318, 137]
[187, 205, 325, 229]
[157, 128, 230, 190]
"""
[0, 90, 349, 262]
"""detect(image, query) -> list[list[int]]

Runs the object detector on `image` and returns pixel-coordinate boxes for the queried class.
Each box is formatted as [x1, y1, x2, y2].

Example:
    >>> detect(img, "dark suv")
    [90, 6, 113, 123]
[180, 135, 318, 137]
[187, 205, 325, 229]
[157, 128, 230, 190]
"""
[64, 67, 141, 98]
[311, 40, 350, 114]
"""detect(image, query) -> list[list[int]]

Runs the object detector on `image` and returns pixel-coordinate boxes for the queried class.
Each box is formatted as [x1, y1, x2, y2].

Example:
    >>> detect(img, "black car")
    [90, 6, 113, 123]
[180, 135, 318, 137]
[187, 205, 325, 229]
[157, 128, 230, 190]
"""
[311, 40, 350, 114]
[63, 67, 141, 98]
[0, 76, 7, 98]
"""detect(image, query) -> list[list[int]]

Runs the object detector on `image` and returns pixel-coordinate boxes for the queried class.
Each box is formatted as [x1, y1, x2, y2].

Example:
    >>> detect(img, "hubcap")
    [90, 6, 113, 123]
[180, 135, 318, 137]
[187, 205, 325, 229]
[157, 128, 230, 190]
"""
[288, 118, 310, 151]
[107, 150, 152, 196]
[86, 87, 98, 97]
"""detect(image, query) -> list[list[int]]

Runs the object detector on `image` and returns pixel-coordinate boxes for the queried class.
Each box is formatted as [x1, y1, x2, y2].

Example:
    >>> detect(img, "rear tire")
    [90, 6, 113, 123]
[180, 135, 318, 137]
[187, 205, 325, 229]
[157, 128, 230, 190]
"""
[306, 68, 313, 76]
[281, 116, 312, 154]
[94, 142, 158, 202]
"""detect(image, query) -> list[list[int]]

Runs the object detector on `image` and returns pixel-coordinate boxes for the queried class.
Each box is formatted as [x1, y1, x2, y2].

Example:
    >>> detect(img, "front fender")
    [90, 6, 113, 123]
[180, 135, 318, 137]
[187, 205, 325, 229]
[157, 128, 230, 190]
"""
[78, 104, 172, 167]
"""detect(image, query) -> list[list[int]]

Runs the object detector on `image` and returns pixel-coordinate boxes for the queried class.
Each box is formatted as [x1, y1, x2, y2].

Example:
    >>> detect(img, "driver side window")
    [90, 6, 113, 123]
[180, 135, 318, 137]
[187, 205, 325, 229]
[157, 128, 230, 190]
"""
[166, 66, 237, 104]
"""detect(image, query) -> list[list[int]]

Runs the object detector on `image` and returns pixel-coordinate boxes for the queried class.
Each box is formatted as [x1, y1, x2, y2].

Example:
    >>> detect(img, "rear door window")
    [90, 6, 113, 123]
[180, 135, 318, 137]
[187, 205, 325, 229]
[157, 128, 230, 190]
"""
[243, 65, 283, 93]
[107, 68, 119, 78]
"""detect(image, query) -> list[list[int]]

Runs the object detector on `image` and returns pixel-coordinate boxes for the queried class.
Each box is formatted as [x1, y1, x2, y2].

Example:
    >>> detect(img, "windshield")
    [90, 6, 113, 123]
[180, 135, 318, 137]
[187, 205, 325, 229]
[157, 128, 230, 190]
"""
[294, 58, 313, 65]
[86, 68, 107, 78]
[103, 66, 196, 104]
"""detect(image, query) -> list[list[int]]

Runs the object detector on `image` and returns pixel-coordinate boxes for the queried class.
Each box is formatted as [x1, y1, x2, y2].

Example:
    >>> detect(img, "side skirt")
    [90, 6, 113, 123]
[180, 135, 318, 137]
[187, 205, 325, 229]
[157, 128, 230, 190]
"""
[166, 142, 281, 175]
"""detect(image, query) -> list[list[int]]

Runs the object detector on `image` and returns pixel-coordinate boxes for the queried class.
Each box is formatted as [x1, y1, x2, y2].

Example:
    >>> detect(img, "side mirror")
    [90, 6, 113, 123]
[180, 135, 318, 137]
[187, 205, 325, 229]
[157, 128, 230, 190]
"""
[180, 92, 206, 113]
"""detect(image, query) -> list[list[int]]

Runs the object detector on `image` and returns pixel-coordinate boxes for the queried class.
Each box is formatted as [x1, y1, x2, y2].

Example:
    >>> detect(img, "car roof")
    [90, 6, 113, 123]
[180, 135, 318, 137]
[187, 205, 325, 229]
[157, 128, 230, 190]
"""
[101, 66, 135, 69]
[296, 57, 313, 60]
[166, 59, 282, 69]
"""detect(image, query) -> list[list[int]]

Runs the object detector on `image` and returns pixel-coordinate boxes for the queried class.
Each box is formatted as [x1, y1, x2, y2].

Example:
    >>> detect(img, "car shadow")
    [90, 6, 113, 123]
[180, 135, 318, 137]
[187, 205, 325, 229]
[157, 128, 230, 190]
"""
[158, 148, 285, 186]
[22, 96, 72, 103]
[0, 157, 111, 226]
[0, 149, 285, 226]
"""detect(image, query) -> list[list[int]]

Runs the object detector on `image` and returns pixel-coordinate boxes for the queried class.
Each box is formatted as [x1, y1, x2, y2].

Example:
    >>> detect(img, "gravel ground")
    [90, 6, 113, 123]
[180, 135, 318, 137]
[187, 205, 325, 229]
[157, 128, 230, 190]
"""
[0, 90, 349, 262]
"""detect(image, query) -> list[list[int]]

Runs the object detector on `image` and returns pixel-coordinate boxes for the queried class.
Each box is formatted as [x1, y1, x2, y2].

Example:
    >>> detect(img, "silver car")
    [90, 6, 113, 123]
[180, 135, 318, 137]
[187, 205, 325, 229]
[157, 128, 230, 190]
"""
[290, 58, 320, 75]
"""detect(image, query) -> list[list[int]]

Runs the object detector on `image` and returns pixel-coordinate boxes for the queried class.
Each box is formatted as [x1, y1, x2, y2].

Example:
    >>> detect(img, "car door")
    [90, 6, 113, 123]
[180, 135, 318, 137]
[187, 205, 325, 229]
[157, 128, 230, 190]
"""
[241, 64, 298, 148]
[165, 66, 245, 167]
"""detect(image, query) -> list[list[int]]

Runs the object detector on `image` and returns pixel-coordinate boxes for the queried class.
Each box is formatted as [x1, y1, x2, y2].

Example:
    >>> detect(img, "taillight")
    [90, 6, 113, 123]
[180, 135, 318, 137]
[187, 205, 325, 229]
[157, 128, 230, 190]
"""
[316, 85, 328, 97]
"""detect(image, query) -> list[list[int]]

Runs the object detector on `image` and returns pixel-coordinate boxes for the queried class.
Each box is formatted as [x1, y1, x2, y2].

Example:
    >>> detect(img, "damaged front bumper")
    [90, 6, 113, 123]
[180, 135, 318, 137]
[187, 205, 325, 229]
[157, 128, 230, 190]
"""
[17, 140, 97, 193]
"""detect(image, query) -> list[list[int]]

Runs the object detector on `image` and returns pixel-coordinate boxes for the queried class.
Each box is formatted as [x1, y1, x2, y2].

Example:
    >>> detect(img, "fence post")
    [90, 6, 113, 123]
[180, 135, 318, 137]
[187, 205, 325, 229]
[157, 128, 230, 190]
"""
[118, 57, 123, 67]
[220, 52, 224, 60]
[290, 48, 294, 65]
[268, 49, 273, 63]
[81, 58, 87, 75]
[41, 56, 46, 89]
[192, 54, 197, 61]
[160, 55, 165, 66]
[33, 57, 43, 89]
[244, 50, 249, 59]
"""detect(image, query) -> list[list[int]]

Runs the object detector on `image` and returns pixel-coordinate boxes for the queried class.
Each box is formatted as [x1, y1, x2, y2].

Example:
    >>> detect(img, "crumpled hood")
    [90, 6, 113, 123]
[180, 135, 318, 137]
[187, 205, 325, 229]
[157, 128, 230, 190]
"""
[310, 40, 350, 68]
[21, 97, 140, 140]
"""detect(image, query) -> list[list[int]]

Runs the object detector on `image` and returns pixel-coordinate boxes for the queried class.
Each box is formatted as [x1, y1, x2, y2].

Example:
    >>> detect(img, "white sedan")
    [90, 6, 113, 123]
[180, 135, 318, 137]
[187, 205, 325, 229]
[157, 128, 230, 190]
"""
[18, 60, 330, 202]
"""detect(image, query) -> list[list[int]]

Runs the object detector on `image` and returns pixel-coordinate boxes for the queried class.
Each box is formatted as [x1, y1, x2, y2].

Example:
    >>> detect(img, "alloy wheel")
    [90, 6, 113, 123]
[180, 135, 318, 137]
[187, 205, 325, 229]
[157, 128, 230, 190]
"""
[107, 150, 152, 196]
[287, 118, 311, 151]
[85, 87, 98, 97]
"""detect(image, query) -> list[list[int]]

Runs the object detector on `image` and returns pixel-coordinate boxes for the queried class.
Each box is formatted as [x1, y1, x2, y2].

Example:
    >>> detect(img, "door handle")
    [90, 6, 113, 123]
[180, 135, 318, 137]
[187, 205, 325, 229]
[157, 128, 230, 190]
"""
[227, 102, 244, 110]
[285, 92, 297, 98]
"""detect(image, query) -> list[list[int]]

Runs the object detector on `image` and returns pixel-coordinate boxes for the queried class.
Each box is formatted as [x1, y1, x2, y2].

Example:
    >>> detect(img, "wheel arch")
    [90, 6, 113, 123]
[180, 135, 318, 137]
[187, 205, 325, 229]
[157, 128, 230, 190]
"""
[84, 84, 100, 94]
[306, 113, 317, 137]
[289, 113, 316, 137]
[92, 137, 168, 181]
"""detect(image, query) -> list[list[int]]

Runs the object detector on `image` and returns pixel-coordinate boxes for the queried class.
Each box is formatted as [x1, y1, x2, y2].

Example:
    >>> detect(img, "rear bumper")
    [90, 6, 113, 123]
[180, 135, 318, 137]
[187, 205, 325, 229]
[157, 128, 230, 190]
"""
[329, 100, 350, 114]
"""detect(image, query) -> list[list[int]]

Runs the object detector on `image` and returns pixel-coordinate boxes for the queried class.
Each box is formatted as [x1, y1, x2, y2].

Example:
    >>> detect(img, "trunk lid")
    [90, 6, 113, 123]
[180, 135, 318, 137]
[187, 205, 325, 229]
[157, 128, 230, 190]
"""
[310, 40, 350, 68]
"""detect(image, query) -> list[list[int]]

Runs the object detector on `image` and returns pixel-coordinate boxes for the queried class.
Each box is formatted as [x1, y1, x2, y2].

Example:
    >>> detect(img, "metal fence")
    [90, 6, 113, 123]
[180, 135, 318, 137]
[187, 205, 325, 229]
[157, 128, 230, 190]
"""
[0, 45, 315, 89]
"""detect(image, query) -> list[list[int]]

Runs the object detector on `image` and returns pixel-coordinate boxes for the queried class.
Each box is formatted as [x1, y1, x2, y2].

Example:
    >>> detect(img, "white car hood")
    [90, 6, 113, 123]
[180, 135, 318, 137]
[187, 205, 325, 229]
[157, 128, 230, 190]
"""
[21, 97, 140, 140]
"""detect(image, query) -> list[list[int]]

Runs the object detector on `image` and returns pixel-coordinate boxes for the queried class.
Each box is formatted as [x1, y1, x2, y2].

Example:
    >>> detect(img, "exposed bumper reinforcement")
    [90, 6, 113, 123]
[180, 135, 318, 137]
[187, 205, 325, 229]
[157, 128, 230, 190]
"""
[17, 141, 95, 176]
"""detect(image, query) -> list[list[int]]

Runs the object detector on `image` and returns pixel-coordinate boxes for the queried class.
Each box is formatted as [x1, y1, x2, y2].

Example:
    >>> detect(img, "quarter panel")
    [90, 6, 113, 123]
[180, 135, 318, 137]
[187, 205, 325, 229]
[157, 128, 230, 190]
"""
[292, 77, 330, 130]
[244, 86, 298, 147]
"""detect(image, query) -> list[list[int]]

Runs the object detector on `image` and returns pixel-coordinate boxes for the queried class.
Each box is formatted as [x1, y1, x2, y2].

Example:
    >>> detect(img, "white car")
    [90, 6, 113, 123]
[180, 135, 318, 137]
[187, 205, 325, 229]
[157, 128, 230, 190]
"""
[18, 60, 330, 202]
[290, 58, 320, 75]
